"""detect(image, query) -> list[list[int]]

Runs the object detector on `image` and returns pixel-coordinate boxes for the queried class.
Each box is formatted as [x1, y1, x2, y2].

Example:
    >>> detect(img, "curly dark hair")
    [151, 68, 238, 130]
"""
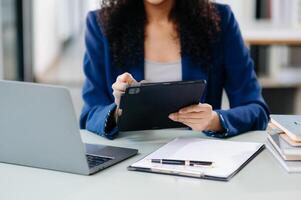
[99, 0, 221, 69]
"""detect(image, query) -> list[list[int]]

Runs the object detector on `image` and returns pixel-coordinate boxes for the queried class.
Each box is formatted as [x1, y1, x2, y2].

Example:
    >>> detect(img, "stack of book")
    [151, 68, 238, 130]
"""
[267, 115, 301, 173]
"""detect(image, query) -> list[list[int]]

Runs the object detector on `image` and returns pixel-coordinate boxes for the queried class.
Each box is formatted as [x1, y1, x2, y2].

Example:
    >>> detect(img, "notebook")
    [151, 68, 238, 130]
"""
[267, 133, 301, 160]
[128, 138, 265, 181]
[268, 122, 301, 147]
[266, 141, 301, 173]
[271, 115, 301, 142]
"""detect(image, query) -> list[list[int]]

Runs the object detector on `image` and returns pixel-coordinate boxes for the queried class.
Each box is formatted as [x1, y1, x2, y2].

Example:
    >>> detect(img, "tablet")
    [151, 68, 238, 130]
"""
[117, 80, 207, 132]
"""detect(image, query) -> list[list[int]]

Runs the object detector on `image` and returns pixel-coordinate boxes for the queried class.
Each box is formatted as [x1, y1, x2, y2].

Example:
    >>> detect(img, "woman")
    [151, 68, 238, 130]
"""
[80, 0, 270, 139]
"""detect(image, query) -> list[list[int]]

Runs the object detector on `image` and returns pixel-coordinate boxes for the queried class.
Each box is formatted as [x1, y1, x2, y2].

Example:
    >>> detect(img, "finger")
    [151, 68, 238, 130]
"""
[140, 80, 148, 84]
[114, 98, 120, 106]
[181, 121, 198, 130]
[172, 112, 204, 119]
[181, 121, 207, 132]
[179, 104, 202, 114]
[112, 82, 128, 92]
[117, 109, 123, 116]
[169, 113, 204, 123]
[181, 112, 212, 120]
[117, 73, 137, 84]
[177, 116, 211, 125]
[170, 108, 212, 120]
[113, 91, 125, 99]
[113, 90, 125, 106]
[179, 104, 212, 114]
[130, 80, 148, 88]
[169, 114, 209, 125]
[114, 109, 123, 122]
[178, 118, 201, 124]
[117, 73, 133, 82]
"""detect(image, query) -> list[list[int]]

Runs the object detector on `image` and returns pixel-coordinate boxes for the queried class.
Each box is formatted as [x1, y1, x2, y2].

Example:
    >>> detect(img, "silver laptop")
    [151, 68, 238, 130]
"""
[0, 80, 138, 175]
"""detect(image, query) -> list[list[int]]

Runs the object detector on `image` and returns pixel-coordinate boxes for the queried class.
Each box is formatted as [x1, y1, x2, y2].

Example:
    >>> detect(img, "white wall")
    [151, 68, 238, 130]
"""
[33, 0, 61, 75]
[57, 0, 73, 43]
[57, 0, 83, 43]
[215, 0, 256, 26]
[87, 0, 100, 10]
[33, 0, 84, 76]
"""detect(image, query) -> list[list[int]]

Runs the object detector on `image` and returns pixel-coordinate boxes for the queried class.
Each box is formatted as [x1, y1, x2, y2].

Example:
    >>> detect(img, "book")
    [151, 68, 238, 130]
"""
[266, 141, 301, 173]
[250, 46, 269, 77]
[271, 115, 301, 142]
[128, 137, 264, 181]
[256, 0, 272, 20]
[268, 120, 301, 147]
[267, 133, 301, 160]
[281, 134, 301, 147]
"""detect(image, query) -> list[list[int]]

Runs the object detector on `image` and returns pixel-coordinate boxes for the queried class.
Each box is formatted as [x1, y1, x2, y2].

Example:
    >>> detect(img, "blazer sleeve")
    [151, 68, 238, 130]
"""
[208, 5, 270, 138]
[80, 11, 119, 139]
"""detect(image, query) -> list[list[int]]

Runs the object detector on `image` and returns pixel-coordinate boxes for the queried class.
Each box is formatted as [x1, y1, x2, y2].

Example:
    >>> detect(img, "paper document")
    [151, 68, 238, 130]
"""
[130, 138, 264, 180]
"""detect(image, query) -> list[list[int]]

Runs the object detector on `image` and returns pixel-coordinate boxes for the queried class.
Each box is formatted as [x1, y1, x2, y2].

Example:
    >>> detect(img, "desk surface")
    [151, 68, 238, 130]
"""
[1, 130, 301, 200]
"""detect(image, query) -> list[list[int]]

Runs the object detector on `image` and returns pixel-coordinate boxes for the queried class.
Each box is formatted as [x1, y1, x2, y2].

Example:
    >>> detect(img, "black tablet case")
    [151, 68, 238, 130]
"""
[117, 80, 207, 132]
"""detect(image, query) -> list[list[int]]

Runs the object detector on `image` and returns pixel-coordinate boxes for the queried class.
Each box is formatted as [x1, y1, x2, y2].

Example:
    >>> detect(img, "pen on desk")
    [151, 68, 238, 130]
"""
[151, 159, 213, 167]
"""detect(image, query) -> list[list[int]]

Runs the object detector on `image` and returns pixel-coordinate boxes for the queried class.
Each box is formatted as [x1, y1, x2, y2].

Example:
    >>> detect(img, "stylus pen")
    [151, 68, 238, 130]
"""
[151, 159, 213, 167]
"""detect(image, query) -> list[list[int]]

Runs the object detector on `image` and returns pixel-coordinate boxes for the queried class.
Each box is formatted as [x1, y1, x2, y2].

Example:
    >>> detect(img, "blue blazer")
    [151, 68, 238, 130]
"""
[80, 4, 270, 139]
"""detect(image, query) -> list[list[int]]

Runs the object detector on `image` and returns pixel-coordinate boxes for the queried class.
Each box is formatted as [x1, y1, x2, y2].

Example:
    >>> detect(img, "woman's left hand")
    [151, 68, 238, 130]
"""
[168, 103, 223, 132]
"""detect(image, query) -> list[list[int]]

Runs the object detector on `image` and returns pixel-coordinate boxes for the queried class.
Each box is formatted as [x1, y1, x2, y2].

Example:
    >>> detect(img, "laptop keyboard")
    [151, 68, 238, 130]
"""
[86, 154, 112, 168]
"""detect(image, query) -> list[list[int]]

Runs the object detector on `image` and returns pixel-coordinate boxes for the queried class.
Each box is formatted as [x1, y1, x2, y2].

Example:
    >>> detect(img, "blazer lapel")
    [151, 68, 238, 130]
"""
[181, 54, 209, 103]
[181, 54, 209, 82]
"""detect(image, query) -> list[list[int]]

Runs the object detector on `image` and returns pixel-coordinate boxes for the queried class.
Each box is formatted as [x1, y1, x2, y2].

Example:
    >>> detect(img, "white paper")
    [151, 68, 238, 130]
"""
[131, 138, 263, 178]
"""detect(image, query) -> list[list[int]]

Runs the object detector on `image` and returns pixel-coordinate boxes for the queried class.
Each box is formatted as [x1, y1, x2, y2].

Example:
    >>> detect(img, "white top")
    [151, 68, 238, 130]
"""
[144, 60, 182, 82]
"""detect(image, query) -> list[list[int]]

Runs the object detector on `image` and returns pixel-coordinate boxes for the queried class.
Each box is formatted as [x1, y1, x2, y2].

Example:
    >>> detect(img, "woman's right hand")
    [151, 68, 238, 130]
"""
[112, 73, 137, 121]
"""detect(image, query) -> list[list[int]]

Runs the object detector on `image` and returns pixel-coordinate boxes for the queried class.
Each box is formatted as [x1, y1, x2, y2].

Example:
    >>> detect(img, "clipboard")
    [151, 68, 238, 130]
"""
[128, 138, 265, 181]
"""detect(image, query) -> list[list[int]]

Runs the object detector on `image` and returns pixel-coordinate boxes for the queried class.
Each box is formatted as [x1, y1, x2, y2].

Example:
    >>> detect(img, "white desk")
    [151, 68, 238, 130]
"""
[1, 130, 301, 200]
